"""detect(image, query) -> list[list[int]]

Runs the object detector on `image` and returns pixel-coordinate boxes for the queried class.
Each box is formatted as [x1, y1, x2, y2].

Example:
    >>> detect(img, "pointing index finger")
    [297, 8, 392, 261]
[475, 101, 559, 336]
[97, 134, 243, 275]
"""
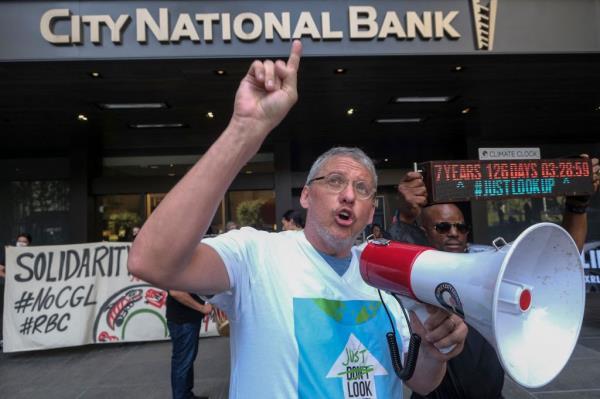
[287, 40, 302, 71]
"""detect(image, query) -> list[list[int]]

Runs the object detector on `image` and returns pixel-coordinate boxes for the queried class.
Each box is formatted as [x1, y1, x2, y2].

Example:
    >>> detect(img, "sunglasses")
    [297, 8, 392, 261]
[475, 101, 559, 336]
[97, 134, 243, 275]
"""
[433, 222, 469, 234]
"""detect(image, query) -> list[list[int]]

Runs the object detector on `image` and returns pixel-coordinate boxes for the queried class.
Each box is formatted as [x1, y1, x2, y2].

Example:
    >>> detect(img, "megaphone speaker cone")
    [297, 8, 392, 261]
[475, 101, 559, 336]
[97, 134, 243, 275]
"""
[359, 223, 585, 388]
[491, 223, 585, 388]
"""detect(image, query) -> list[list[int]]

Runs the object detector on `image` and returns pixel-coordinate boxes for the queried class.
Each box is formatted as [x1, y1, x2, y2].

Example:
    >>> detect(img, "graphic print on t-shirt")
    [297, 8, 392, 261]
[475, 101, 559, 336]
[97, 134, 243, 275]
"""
[294, 298, 403, 399]
[327, 333, 388, 398]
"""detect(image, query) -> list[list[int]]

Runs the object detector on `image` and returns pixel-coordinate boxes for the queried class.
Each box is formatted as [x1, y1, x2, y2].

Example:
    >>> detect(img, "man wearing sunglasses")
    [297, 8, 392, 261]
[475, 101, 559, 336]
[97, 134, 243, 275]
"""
[129, 40, 468, 398]
[397, 159, 599, 399]
[420, 207, 470, 254]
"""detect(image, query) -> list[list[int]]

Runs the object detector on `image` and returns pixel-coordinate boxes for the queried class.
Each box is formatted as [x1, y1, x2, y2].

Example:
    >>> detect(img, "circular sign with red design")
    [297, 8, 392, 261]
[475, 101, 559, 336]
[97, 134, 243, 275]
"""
[93, 284, 168, 343]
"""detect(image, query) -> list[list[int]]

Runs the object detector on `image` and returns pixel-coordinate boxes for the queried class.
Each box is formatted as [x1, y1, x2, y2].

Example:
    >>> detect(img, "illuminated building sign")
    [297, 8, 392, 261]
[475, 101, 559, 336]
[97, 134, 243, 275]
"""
[2, 1, 599, 62]
[39, 7, 461, 45]
[420, 159, 594, 203]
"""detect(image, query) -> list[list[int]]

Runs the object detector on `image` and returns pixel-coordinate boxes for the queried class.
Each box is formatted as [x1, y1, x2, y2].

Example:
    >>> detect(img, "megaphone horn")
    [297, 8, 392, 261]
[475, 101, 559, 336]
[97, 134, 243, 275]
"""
[359, 222, 585, 388]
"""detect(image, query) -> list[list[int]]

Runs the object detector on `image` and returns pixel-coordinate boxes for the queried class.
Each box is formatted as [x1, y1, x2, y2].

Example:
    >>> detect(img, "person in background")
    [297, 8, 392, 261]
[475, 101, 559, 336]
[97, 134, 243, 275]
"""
[225, 221, 239, 232]
[397, 154, 599, 399]
[166, 290, 213, 399]
[132, 226, 141, 239]
[369, 222, 390, 240]
[1, 232, 31, 278]
[281, 209, 305, 231]
[126, 226, 141, 242]
[1, 232, 32, 348]
[15, 233, 32, 247]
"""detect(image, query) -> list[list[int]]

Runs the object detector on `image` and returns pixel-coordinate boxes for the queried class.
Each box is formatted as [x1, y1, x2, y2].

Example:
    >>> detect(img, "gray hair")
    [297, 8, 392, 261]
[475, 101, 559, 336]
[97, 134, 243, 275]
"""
[305, 147, 378, 188]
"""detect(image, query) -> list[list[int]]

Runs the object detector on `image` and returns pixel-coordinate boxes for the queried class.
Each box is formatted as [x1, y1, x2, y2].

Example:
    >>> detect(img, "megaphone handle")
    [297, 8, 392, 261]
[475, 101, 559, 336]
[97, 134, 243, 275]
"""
[401, 297, 456, 354]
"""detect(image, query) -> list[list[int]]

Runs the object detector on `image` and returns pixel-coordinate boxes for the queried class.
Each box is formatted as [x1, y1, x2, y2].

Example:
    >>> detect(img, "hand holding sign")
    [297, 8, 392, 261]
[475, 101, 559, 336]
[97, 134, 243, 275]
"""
[397, 171, 428, 222]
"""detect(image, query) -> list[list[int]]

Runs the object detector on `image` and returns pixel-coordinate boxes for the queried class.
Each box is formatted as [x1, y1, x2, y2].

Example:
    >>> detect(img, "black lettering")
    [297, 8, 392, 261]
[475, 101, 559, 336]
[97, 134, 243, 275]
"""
[45, 313, 59, 333]
[359, 380, 367, 395]
[58, 250, 66, 281]
[70, 285, 84, 307]
[347, 381, 356, 397]
[42, 287, 56, 310]
[45, 252, 57, 282]
[57, 313, 70, 331]
[65, 250, 80, 281]
[33, 314, 47, 334]
[55, 286, 71, 309]
[43, 313, 70, 333]
[77, 249, 90, 278]
[82, 248, 92, 275]
[15, 253, 34, 282]
[32, 287, 49, 312]
[83, 284, 97, 306]
[112, 246, 127, 277]
[33, 253, 47, 281]
[93, 246, 109, 277]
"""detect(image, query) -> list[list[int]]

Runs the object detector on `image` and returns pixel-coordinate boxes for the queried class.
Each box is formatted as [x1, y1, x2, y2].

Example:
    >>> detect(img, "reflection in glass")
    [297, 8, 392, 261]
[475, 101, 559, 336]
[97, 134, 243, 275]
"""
[10, 180, 70, 244]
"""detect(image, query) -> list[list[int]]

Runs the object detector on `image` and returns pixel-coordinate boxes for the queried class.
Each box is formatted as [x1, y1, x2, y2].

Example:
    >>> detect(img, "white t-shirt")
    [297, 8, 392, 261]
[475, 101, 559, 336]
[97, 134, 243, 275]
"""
[203, 227, 410, 399]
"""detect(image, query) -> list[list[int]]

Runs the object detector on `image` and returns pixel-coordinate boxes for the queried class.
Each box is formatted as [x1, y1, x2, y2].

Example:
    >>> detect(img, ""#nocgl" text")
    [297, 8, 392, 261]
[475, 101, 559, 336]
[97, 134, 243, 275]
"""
[14, 245, 129, 283]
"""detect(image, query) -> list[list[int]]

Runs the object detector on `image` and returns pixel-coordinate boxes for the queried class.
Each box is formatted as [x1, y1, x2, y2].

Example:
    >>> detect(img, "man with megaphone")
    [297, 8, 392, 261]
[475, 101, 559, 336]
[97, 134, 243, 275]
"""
[129, 40, 469, 398]
[393, 155, 599, 399]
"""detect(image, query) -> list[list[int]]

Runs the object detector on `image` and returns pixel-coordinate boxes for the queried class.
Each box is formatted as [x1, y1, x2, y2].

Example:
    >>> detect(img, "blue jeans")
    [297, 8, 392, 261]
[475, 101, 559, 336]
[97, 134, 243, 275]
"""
[168, 320, 202, 399]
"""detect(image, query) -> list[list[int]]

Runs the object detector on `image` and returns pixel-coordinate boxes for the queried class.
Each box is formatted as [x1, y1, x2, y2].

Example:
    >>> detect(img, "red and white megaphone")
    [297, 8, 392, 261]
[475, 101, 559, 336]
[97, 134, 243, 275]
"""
[359, 222, 585, 388]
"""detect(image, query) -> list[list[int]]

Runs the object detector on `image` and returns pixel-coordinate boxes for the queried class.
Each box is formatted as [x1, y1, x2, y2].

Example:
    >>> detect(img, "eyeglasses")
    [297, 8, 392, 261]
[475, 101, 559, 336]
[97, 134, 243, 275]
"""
[433, 222, 469, 234]
[308, 173, 375, 200]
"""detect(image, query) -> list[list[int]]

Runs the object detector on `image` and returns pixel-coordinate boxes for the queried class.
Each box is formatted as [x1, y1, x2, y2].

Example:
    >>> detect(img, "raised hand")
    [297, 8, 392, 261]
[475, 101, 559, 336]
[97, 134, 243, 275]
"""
[232, 40, 302, 134]
[397, 171, 428, 222]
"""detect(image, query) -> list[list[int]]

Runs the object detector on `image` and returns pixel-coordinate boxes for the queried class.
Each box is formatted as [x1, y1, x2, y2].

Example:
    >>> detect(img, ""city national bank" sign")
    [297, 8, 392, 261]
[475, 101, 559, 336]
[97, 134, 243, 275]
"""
[0, 0, 598, 61]
[40, 7, 464, 45]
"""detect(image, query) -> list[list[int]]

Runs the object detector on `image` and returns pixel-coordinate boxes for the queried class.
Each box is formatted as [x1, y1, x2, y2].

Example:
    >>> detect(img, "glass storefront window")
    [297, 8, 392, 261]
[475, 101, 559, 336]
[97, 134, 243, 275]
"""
[146, 193, 166, 217]
[97, 189, 276, 240]
[228, 190, 276, 231]
[485, 196, 599, 242]
[10, 180, 70, 245]
[98, 195, 143, 242]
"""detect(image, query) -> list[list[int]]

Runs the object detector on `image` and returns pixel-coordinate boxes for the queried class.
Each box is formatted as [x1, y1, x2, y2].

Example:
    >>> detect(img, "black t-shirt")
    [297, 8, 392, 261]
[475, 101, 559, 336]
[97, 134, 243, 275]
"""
[166, 292, 206, 324]
[411, 327, 504, 399]
[388, 221, 429, 246]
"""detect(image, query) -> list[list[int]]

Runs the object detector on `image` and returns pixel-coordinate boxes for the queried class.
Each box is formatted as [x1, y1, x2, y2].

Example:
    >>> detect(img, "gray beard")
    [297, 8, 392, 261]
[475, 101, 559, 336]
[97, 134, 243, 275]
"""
[313, 222, 358, 255]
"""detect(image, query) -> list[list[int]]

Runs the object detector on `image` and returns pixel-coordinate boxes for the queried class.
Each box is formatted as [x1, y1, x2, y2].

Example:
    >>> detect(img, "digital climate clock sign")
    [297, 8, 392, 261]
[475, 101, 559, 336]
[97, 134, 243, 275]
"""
[420, 159, 594, 203]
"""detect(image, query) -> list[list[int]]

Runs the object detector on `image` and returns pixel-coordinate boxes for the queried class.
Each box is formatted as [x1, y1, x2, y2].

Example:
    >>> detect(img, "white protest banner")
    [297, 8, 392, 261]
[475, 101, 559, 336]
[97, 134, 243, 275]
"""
[3, 242, 220, 353]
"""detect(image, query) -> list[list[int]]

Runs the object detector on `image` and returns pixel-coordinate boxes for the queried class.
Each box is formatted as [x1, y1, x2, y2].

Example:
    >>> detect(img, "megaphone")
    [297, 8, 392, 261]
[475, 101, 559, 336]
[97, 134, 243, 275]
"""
[359, 222, 585, 388]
